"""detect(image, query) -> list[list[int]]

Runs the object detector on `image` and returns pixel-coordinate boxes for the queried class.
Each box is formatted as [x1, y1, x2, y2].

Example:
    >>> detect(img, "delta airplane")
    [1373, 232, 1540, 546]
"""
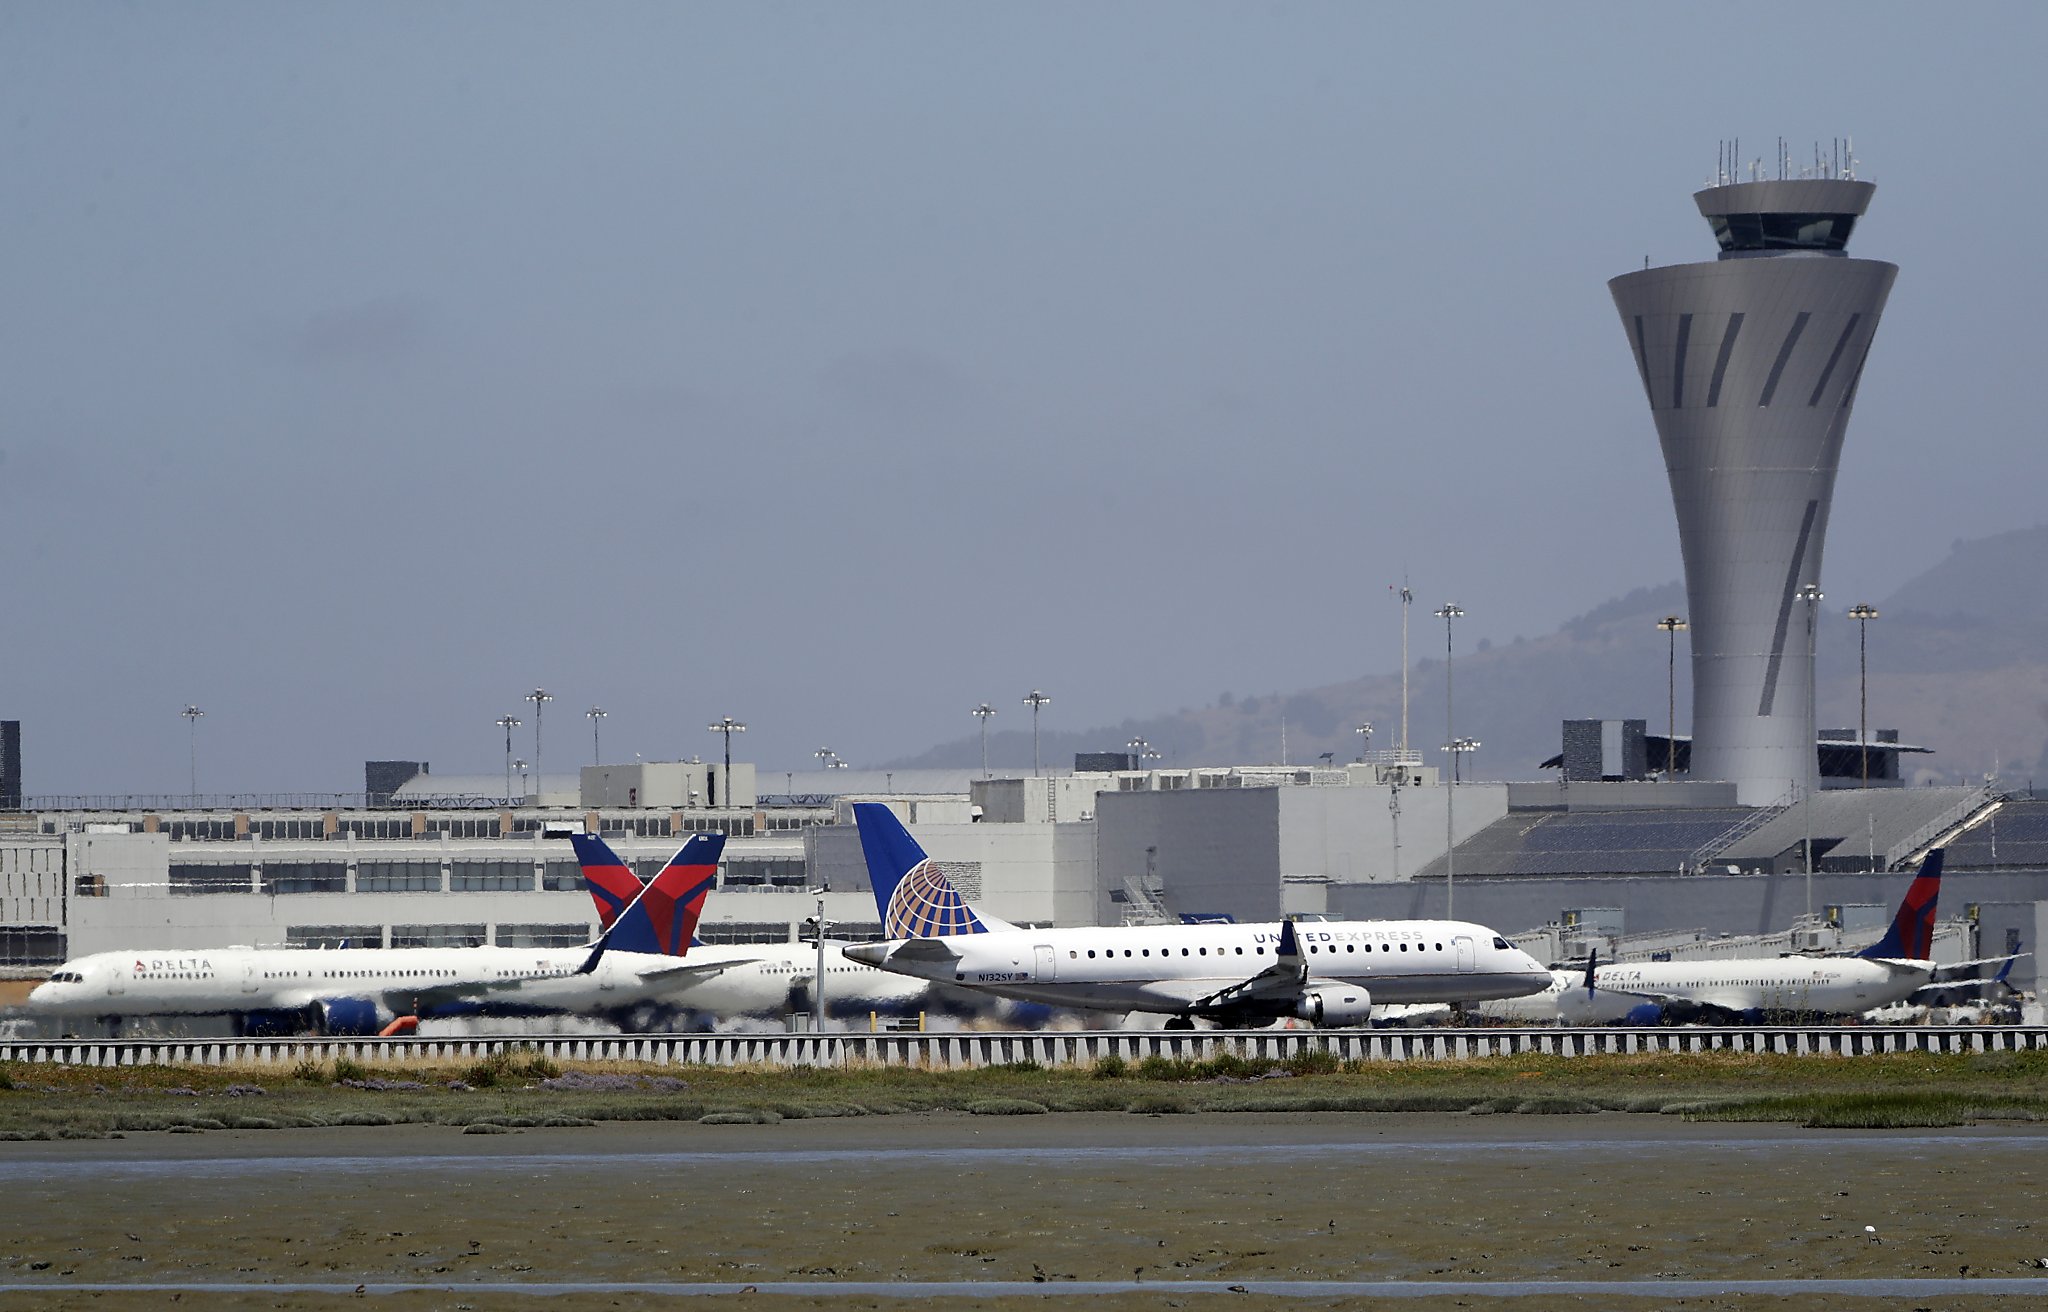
[564, 833, 931, 1027]
[1531, 849, 2022, 1025]
[841, 803, 1550, 1028]
[27, 835, 729, 1036]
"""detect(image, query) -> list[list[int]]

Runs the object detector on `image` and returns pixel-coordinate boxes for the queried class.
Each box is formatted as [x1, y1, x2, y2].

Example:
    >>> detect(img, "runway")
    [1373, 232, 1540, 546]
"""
[4, 1113, 2046, 1310]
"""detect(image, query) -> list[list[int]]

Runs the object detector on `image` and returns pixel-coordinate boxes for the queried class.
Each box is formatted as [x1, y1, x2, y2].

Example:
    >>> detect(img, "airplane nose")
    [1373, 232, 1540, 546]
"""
[842, 943, 887, 967]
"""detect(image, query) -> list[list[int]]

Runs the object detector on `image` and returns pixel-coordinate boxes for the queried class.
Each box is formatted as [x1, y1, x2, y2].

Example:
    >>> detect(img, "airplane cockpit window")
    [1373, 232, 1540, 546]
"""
[1493, 937, 1512, 949]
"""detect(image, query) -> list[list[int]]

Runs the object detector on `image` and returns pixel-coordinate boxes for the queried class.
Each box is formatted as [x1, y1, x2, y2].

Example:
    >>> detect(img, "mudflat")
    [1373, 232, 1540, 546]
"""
[3, 1112, 2046, 1310]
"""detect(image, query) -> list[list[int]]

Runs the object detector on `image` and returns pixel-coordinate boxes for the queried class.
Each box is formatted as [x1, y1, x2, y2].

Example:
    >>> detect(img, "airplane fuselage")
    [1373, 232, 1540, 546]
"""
[30, 940, 929, 1030]
[1557, 956, 1935, 1024]
[850, 919, 1550, 1017]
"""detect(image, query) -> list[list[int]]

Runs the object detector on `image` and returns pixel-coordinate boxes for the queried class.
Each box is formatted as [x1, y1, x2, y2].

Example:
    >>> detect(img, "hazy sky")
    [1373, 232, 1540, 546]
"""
[4, 3, 2043, 794]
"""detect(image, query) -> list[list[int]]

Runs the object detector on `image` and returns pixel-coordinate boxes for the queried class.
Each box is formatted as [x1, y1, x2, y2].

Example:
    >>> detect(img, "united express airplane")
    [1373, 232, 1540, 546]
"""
[842, 803, 1549, 1028]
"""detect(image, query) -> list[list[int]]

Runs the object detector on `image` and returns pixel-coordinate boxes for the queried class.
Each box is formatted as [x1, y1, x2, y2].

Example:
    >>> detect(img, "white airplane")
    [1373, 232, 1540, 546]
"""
[1533, 850, 2021, 1025]
[28, 835, 732, 1036]
[841, 803, 1550, 1028]
[564, 833, 932, 1028]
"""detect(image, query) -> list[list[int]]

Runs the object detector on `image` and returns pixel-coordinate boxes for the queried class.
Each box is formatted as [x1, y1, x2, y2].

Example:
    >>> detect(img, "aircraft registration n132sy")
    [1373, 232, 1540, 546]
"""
[29, 834, 730, 1036]
[842, 803, 1549, 1028]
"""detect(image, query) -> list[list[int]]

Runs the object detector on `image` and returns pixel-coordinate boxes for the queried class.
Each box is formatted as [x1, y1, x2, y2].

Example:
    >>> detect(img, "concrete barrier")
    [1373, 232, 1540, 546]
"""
[1, 1026, 2043, 1070]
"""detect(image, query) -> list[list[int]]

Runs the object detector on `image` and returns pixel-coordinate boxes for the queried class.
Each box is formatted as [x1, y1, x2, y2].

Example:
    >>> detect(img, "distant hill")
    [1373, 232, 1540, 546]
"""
[890, 526, 2048, 788]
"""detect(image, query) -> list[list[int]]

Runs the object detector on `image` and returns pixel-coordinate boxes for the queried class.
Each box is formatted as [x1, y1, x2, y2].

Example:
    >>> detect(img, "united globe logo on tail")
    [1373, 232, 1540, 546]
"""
[885, 858, 987, 940]
[855, 802, 997, 941]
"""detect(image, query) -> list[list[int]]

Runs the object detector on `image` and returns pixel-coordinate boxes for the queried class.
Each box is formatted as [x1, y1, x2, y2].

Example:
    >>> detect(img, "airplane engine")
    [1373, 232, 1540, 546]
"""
[1294, 987, 1372, 1027]
[1624, 1002, 1669, 1027]
[314, 997, 395, 1036]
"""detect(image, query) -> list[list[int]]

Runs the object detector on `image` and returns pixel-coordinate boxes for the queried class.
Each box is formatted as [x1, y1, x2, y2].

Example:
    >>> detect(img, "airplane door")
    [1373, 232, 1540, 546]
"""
[107, 963, 125, 996]
[241, 961, 260, 994]
[597, 959, 617, 992]
[1454, 936, 1475, 973]
[1034, 944, 1056, 983]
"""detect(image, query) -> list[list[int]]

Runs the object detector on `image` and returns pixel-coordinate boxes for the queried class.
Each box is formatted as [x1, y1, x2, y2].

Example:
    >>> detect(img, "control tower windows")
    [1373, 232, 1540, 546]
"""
[1710, 213, 1857, 253]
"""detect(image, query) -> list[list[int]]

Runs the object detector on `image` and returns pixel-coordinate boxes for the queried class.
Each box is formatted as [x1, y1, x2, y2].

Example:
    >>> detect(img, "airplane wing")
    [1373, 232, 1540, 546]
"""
[1185, 920, 1307, 1016]
[1926, 951, 2029, 985]
[630, 956, 763, 983]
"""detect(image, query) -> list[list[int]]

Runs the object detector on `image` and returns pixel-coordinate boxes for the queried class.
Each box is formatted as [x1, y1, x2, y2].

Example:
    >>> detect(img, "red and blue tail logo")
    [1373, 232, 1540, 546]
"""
[569, 833, 644, 931]
[604, 833, 724, 958]
[1859, 848, 1943, 961]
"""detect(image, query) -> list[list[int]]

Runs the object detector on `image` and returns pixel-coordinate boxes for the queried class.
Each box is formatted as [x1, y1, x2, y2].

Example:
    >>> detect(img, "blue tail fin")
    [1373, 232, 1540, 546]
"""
[1858, 848, 1943, 960]
[852, 802, 1000, 938]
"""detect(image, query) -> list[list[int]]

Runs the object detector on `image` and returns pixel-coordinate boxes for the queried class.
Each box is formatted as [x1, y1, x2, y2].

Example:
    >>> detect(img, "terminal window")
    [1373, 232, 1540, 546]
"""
[164, 819, 238, 842]
[0, 926, 66, 965]
[722, 856, 805, 888]
[541, 860, 587, 892]
[495, 923, 592, 948]
[451, 860, 536, 893]
[696, 921, 794, 945]
[356, 861, 442, 893]
[255, 818, 327, 841]
[286, 925, 382, 949]
[339, 819, 413, 840]
[170, 863, 254, 896]
[390, 924, 486, 949]
[261, 862, 347, 895]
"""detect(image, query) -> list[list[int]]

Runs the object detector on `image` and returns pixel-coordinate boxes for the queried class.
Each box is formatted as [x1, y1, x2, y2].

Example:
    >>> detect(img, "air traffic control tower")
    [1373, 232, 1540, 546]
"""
[1610, 154, 1896, 806]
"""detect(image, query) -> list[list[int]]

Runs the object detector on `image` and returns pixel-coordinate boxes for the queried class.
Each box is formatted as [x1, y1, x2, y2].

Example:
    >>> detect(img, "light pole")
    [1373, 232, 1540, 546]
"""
[1798, 582, 1824, 917]
[1023, 691, 1051, 776]
[1433, 603, 1463, 919]
[586, 705, 607, 765]
[708, 716, 746, 807]
[807, 890, 829, 1032]
[814, 747, 838, 774]
[1398, 583, 1414, 759]
[181, 705, 204, 801]
[1355, 722, 1373, 763]
[1848, 604, 1880, 788]
[1126, 736, 1151, 771]
[1656, 615, 1688, 779]
[524, 688, 552, 794]
[971, 704, 996, 779]
[513, 758, 528, 798]
[1442, 737, 1481, 784]
[495, 715, 521, 801]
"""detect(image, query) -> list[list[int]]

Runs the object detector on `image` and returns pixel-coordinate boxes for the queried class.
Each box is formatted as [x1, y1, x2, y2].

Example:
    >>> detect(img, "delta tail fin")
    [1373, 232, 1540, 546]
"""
[852, 802, 1015, 938]
[569, 833, 646, 931]
[1858, 848, 1944, 961]
[571, 832, 724, 958]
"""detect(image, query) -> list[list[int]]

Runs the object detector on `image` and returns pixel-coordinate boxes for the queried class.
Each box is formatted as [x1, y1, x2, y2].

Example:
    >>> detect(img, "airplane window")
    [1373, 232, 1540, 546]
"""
[1493, 937, 1511, 949]
[1086, 950, 1095, 958]
[1235, 947, 1244, 955]
[1125, 949, 1133, 957]
[1142, 949, 1151, 957]
[1199, 947, 1207, 956]
[1346, 944, 1355, 953]
[1069, 951, 1078, 959]
[1381, 944, 1390, 951]
[1308, 944, 1318, 954]
[1182, 948, 1190, 956]
[1435, 943, 1443, 951]
[1400, 943, 1408, 951]
[1256, 947, 1265, 955]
